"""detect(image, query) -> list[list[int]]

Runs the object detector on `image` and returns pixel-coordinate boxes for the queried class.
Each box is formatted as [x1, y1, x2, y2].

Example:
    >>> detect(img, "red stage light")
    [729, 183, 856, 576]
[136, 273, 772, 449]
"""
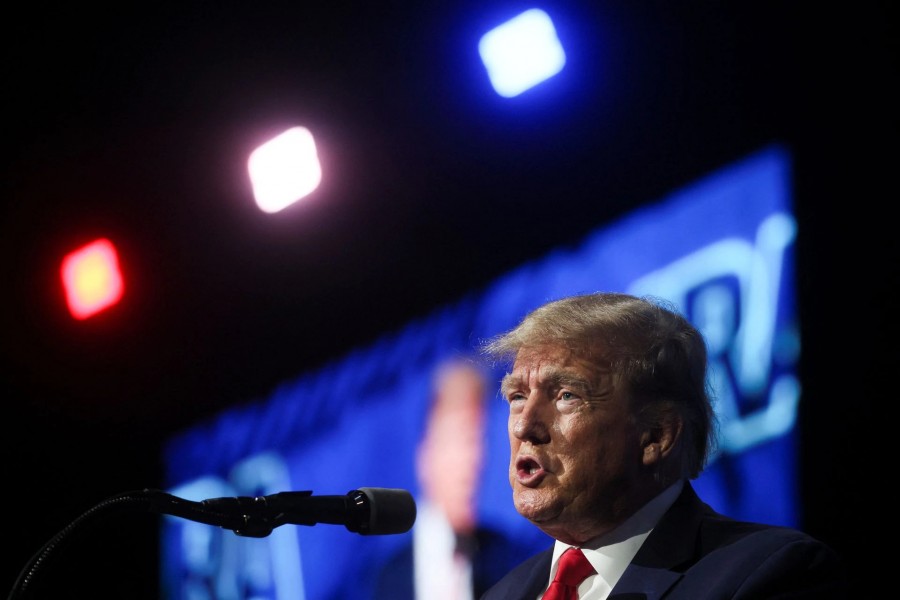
[60, 238, 124, 320]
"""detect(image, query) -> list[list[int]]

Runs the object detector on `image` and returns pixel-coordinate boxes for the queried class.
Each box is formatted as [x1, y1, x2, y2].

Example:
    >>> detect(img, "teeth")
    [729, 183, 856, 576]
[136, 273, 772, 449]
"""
[528, 467, 537, 475]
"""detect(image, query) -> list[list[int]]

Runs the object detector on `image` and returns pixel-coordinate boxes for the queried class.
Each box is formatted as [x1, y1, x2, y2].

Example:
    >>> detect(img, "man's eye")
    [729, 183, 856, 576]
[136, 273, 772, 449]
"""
[559, 391, 579, 401]
[506, 393, 525, 412]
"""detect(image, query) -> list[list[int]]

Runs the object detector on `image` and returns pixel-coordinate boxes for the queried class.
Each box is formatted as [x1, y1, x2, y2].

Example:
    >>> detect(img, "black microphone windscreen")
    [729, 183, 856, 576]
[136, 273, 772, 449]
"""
[358, 487, 417, 535]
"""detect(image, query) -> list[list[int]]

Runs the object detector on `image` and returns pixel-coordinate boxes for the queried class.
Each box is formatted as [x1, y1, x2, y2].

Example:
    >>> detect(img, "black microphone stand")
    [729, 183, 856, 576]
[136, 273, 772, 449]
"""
[6, 488, 307, 600]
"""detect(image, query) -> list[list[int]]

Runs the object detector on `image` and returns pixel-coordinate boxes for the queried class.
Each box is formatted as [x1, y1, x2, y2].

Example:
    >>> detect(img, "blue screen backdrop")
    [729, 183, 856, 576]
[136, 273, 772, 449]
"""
[162, 144, 799, 599]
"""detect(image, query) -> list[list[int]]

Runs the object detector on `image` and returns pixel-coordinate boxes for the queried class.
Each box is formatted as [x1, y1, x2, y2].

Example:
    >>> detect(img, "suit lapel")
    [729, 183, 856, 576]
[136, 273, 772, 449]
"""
[488, 548, 553, 600]
[609, 483, 707, 600]
[519, 550, 553, 599]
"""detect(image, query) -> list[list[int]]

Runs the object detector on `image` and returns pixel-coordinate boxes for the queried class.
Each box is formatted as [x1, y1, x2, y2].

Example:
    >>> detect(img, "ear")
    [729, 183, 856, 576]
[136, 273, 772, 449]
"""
[641, 417, 683, 467]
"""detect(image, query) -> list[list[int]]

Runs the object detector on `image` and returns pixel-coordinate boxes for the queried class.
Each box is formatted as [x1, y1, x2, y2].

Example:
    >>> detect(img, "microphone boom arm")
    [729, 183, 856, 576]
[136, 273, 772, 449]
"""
[9, 487, 415, 600]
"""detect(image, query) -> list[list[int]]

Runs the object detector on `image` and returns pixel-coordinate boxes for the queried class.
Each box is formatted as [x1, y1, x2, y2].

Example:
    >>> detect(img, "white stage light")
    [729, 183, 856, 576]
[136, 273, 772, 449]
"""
[478, 9, 566, 98]
[248, 126, 322, 214]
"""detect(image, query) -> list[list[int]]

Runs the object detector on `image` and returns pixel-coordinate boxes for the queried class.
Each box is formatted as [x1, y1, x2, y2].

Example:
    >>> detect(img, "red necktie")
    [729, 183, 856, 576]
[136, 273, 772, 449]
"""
[542, 547, 595, 600]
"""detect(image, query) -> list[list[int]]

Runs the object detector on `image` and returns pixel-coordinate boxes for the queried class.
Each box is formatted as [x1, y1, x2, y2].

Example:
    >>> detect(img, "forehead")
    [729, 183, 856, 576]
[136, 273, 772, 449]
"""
[507, 343, 608, 383]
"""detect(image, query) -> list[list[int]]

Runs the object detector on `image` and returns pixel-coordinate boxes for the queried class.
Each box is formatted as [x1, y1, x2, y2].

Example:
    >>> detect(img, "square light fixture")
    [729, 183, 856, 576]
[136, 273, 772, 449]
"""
[478, 9, 567, 98]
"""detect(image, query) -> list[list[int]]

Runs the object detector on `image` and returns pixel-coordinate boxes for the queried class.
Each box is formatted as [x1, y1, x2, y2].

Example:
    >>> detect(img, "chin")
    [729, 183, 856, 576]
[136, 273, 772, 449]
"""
[513, 489, 558, 523]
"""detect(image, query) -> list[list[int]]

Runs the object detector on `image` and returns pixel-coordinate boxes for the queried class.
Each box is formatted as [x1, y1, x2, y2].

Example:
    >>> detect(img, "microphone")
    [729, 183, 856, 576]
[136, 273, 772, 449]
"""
[197, 487, 417, 537]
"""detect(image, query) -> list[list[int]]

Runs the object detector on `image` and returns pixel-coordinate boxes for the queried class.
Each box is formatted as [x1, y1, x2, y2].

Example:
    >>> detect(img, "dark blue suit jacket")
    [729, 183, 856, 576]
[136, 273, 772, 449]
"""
[480, 483, 848, 599]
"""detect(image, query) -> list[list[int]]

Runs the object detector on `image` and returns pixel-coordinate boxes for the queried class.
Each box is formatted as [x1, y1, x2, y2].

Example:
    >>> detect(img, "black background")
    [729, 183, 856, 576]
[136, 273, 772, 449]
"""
[3, 2, 894, 598]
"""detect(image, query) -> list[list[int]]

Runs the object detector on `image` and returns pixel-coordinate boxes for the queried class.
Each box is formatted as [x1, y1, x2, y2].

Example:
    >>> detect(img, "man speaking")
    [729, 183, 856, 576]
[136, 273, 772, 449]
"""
[478, 292, 847, 599]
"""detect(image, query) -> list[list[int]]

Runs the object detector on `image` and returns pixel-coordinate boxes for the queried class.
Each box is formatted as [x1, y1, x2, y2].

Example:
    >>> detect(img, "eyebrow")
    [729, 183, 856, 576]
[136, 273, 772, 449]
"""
[499, 373, 520, 398]
[500, 368, 593, 398]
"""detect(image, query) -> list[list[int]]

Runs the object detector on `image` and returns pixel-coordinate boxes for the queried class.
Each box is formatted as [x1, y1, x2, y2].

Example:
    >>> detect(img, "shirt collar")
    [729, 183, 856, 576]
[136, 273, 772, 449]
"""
[550, 480, 684, 594]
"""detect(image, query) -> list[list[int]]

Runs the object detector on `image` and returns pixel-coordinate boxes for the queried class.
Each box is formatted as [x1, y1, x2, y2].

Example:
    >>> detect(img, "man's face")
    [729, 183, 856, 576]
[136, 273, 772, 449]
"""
[417, 363, 485, 533]
[502, 343, 646, 543]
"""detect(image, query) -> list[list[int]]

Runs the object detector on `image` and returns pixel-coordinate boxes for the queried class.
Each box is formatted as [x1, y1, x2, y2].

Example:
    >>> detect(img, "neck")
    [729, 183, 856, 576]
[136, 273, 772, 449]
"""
[537, 479, 678, 545]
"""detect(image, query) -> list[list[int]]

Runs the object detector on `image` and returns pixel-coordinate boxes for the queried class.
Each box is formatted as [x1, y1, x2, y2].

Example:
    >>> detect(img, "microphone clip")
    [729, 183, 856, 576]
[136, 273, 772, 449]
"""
[200, 490, 317, 537]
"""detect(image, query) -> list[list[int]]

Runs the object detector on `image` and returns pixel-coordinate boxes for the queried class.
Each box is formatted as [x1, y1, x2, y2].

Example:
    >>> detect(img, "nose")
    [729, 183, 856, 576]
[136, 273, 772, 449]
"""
[510, 393, 551, 444]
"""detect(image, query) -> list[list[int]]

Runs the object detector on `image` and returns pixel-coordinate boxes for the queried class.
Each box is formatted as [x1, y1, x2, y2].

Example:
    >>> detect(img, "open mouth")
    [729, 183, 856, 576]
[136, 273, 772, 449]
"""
[515, 456, 546, 484]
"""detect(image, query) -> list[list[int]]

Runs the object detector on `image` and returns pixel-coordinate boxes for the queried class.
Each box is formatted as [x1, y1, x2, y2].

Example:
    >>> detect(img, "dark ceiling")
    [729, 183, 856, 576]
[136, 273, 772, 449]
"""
[3, 1, 894, 597]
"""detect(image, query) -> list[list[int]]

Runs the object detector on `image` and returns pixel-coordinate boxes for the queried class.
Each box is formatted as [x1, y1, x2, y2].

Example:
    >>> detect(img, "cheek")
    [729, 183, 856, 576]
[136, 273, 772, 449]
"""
[566, 428, 640, 479]
[507, 435, 520, 466]
[507, 415, 518, 442]
[564, 444, 603, 476]
[556, 418, 611, 469]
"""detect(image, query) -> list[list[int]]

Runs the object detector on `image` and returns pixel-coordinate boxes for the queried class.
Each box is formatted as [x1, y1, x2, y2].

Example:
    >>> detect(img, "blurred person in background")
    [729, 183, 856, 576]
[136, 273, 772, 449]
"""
[376, 359, 528, 599]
